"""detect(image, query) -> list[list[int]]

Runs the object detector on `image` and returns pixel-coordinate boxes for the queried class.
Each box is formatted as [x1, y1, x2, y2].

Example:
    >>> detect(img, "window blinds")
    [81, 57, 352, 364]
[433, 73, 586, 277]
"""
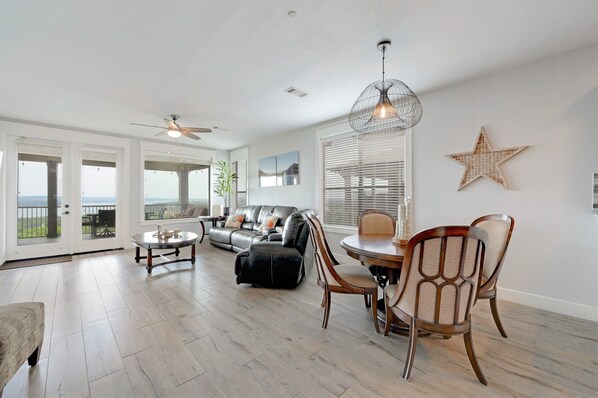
[321, 132, 406, 227]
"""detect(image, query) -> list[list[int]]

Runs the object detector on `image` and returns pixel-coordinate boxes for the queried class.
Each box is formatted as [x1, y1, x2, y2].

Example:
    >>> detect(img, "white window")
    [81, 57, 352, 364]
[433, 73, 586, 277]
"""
[232, 159, 247, 208]
[143, 154, 210, 220]
[320, 132, 408, 228]
[230, 147, 249, 210]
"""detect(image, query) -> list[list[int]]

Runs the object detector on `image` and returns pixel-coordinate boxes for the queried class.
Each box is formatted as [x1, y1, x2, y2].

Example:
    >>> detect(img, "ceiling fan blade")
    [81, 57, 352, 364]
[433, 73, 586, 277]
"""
[181, 131, 201, 140]
[163, 118, 178, 130]
[130, 123, 166, 129]
[181, 127, 212, 133]
[154, 130, 167, 136]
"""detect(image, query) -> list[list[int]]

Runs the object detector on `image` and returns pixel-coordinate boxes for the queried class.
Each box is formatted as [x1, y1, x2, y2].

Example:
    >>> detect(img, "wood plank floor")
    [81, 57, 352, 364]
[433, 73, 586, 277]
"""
[1, 242, 597, 397]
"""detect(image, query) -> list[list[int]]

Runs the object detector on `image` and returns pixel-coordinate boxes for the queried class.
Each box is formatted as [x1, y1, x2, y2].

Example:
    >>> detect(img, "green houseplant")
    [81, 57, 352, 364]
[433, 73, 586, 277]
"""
[213, 160, 238, 215]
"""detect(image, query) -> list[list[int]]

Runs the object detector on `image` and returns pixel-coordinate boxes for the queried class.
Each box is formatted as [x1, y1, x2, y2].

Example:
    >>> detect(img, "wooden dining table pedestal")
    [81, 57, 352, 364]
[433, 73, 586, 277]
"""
[340, 235, 425, 336]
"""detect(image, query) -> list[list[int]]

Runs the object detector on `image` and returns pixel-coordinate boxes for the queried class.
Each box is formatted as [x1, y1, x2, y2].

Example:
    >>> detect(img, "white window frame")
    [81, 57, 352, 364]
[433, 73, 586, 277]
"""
[230, 147, 249, 210]
[315, 120, 412, 234]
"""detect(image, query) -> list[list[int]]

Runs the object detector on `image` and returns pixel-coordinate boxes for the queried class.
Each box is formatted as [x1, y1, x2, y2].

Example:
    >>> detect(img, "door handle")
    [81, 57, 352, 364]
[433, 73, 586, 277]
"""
[62, 211, 70, 215]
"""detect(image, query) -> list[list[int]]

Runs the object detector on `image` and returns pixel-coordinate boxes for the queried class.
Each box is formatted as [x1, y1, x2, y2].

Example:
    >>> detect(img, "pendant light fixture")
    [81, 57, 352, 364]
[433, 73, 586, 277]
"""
[349, 40, 422, 139]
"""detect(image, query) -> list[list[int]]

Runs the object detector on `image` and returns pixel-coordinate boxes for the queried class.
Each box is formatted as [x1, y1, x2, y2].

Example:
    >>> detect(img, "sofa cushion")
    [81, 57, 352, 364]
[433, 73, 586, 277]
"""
[238, 205, 262, 223]
[272, 206, 298, 227]
[209, 227, 236, 244]
[231, 230, 264, 251]
[225, 214, 244, 229]
[193, 207, 208, 217]
[282, 211, 305, 248]
[241, 222, 255, 231]
[257, 206, 276, 223]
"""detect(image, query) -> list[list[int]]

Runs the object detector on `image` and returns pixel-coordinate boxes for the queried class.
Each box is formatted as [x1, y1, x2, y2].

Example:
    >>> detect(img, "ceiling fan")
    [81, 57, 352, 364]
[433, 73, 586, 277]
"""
[130, 114, 212, 140]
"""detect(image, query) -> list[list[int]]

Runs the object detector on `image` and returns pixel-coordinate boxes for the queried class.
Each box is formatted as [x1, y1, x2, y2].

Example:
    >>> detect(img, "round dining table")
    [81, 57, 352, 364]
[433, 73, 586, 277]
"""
[340, 234, 419, 335]
[340, 234, 404, 281]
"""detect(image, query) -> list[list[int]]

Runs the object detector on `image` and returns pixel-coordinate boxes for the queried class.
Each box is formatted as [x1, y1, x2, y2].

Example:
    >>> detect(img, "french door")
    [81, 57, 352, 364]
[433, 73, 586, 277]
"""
[5, 139, 126, 260]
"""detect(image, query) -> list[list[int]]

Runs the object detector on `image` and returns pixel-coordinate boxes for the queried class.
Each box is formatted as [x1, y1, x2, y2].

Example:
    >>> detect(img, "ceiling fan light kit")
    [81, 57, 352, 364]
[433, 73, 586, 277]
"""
[130, 114, 212, 141]
[167, 129, 182, 138]
[349, 40, 423, 140]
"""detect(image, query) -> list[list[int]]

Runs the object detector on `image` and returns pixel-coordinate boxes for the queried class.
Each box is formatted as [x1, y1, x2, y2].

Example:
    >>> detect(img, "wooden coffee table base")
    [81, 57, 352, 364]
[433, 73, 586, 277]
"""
[134, 245, 196, 274]
[131, 231, 199, 274]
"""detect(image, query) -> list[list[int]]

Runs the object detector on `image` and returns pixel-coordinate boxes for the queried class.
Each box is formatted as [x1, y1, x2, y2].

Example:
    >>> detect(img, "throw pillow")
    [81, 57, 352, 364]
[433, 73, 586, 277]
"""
[258, 216, 278, 234]
[282, 212, 304, 247]
[224, 214, 244, 229]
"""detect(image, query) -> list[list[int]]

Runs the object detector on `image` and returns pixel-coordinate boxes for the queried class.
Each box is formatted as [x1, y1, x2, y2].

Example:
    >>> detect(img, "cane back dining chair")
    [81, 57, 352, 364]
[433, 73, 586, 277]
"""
[303, 211, 380, 333]
[358, 209, 396, 289]
[384, 226, 489, 384]
[471, 214, 514, 338]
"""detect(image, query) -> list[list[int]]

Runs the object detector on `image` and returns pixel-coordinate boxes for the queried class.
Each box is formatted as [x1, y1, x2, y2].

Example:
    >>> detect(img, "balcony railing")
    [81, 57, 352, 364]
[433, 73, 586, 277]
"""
[144, 203, 182, 220]
[18, 205, 117, 239]
[17, 202, 199, 239]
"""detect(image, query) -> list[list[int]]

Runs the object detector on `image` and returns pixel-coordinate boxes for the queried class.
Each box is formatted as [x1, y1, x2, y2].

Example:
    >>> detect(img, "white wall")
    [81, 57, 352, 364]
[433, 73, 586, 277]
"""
[411, 43, 598, 320]
[246, 128, 316, 209]
[245, 44, 598, 321]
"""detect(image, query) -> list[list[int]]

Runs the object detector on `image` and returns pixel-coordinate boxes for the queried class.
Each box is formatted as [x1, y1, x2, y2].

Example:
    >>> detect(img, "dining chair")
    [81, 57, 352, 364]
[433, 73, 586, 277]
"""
[471, 214, 515, 338]
[358, 209, 396, 291]
[384, 226, 489, 384]
[303, 211, 380, 333]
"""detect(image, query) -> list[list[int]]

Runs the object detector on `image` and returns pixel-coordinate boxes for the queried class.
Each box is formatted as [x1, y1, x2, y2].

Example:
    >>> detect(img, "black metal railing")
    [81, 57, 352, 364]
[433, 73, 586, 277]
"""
[17, 204, 117, 239]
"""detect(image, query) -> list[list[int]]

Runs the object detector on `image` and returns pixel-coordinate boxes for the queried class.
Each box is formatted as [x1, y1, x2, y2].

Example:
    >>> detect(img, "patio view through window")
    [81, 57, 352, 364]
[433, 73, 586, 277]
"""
[81, 152, 117, 240]
[144, 156, 210, 221]
[17, 153, 63, 245]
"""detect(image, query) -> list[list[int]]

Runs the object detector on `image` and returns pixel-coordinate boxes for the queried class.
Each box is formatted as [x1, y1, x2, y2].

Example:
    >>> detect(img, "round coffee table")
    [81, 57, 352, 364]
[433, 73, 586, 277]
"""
[130, 231, 198, 274]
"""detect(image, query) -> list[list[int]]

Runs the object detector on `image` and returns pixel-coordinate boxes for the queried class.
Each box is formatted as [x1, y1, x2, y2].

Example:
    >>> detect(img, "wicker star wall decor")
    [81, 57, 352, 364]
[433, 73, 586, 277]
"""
[446, 127, 528, 190]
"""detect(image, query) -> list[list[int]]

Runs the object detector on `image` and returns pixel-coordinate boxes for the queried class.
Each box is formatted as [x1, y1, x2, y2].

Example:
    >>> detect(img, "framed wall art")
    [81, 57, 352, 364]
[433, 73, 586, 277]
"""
[259, 151, 300, 187]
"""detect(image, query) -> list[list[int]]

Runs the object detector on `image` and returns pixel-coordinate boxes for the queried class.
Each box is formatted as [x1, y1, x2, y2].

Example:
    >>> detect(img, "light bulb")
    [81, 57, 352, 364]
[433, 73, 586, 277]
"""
[372, 89, 398, 120]
[167, 129, 182, 138]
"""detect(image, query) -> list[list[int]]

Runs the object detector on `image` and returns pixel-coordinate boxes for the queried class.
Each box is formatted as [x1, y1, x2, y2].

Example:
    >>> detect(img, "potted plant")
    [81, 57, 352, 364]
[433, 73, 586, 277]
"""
[213, 160, 238, 216]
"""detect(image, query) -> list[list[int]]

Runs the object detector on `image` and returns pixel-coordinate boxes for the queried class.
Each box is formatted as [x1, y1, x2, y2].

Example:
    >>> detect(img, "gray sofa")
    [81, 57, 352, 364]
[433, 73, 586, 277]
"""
[209, 205, 298, 252]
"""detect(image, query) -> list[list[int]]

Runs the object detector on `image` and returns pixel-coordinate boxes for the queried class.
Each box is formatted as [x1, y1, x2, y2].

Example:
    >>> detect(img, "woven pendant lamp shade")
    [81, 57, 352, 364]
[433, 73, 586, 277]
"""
[349, 41, 422, 139]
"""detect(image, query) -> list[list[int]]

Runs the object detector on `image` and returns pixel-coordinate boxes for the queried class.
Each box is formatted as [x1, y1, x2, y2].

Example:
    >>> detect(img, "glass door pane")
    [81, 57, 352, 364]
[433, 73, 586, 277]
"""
[81, 152, 117, 240]
[17, 153, 63, 246]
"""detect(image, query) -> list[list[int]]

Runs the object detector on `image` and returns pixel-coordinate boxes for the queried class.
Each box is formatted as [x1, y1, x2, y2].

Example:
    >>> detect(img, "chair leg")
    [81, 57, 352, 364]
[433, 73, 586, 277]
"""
[364, 294, 371, 308]
[322, 289, 332, 329]
[371, 289, 380, 333]
[402, 317, 418, 381]
[490, 297, 508, 338]
[463, 330, 487, 385]
[27, 344, 42, 366]
[321, 289, 326, 307]
[384, 299, 392, 336]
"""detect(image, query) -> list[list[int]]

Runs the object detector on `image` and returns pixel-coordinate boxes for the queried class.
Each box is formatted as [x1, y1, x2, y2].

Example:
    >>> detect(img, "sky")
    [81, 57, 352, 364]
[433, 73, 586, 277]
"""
[18, 161, 209, 201]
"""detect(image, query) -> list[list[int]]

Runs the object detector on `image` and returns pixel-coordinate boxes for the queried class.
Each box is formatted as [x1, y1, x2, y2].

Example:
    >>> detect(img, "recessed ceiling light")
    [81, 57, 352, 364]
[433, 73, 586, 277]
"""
[288, 11, 297, 18]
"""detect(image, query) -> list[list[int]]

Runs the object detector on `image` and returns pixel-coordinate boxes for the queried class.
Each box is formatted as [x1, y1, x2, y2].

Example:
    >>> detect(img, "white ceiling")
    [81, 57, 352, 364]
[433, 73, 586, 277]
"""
[1, 0, 598, 150]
